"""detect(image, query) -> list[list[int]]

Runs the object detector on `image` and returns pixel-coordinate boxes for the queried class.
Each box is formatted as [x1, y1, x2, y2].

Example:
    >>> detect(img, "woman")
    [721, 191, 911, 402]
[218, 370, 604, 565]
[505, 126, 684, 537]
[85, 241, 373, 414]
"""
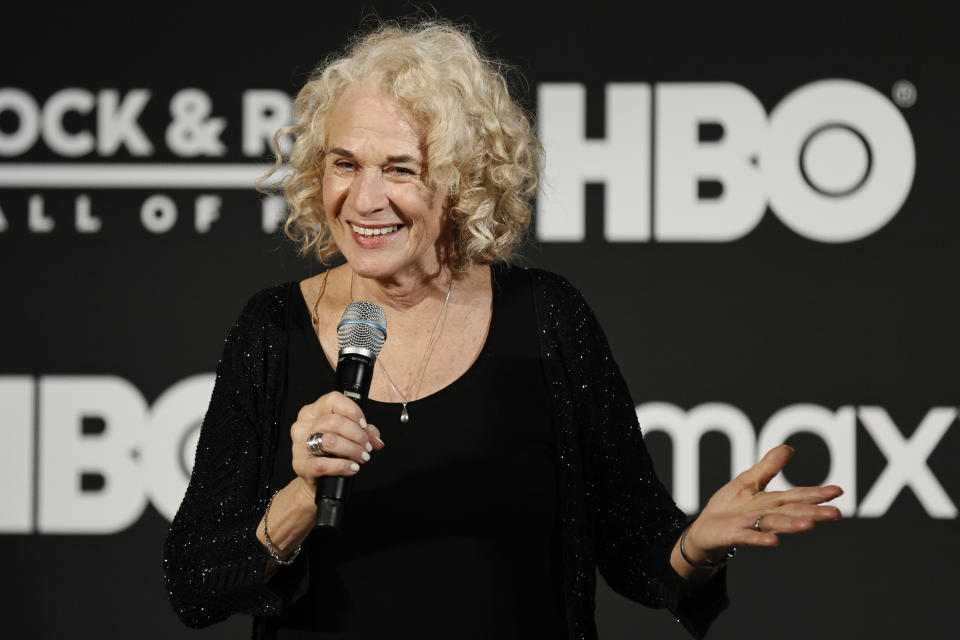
[163, 21, 843, 639]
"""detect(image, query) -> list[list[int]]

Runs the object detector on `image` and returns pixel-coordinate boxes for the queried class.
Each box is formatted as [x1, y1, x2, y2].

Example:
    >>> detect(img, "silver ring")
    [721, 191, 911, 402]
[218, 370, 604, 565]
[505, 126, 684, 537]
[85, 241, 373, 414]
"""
[753, 516, 763, 532]
[307, 432, 328, 456]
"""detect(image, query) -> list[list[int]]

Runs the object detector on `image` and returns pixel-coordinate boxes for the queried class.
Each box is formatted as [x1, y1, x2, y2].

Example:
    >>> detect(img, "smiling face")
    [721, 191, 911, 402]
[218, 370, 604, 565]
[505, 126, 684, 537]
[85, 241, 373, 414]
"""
[321, 87, 447, 283]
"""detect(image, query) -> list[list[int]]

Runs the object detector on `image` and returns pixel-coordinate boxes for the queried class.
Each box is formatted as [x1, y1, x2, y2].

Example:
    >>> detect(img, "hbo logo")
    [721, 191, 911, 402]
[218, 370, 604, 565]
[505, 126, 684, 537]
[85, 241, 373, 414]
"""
[538, 80, 915, 242]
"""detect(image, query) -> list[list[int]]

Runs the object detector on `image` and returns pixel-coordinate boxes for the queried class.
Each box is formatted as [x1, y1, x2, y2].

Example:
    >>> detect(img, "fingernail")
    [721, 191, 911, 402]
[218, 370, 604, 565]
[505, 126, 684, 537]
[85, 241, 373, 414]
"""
[350, 462, 360, 472]
[359, 417, 368, 429]
[361, 451, 370, 462]
[376, 436, 385, 447]
[365, 441, 373, 452]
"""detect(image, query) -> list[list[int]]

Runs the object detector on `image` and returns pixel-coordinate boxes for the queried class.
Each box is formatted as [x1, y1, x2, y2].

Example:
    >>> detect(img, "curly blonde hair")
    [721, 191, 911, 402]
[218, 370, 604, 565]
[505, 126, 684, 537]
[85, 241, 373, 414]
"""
[261, 20, 542, 272]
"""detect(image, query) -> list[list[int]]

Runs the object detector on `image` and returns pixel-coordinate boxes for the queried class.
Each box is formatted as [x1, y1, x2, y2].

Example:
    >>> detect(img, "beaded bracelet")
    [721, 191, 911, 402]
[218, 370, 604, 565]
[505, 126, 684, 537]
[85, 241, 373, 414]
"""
[679, 525, 736, 570]
[262, 490, 301, 566]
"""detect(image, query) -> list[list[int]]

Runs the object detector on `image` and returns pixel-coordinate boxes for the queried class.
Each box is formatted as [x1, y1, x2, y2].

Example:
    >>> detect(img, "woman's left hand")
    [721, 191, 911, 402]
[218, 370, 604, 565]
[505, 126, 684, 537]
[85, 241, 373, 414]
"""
[680, 444, 843, 567]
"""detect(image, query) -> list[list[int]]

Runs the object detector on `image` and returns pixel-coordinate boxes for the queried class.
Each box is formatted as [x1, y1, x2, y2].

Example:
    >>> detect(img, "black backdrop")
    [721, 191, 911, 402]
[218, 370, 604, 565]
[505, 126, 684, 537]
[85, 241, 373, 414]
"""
[1, 2, 957, 638]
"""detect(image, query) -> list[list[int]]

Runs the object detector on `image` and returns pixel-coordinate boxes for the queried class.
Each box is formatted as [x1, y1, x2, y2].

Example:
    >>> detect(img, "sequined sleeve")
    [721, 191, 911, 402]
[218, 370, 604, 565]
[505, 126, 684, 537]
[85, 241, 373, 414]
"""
[163, 286, 289, 628]
[531, 269, 728, 639]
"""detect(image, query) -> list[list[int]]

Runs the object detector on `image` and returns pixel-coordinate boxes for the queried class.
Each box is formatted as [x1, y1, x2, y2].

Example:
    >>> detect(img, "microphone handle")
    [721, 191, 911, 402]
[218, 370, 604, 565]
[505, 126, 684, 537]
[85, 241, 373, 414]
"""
[315, 352, 374, 529]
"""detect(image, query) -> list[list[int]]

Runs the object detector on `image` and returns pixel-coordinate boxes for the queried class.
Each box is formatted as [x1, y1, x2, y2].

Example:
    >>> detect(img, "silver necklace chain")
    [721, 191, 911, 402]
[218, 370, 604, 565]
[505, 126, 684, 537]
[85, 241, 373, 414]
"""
[351, 271, 454, 423]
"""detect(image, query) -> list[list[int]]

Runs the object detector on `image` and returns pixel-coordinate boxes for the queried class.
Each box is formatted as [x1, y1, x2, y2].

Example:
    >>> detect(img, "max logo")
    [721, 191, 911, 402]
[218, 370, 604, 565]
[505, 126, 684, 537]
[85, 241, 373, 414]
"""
[640, 403, 956, 518]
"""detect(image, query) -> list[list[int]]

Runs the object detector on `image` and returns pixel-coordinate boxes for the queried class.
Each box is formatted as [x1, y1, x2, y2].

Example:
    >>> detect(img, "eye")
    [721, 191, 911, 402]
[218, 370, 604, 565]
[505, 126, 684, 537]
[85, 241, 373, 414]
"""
[387, 166, 417, 177]
[333, 160, 356, 170]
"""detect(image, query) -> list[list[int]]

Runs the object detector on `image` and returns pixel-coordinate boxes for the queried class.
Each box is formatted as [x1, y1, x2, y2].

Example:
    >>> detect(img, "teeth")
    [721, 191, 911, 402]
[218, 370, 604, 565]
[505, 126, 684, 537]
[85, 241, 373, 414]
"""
[351, 223, 400, 237]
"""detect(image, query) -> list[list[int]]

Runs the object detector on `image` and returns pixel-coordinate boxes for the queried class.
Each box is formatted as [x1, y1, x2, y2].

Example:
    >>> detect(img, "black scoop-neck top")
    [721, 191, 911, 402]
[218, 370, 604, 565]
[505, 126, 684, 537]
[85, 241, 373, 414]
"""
[268, 264, 565, 639]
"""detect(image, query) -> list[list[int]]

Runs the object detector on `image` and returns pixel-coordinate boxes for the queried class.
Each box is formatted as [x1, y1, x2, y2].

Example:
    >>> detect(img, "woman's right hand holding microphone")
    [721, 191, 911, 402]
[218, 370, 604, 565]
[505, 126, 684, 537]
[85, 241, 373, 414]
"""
[255, 391, 385, 567]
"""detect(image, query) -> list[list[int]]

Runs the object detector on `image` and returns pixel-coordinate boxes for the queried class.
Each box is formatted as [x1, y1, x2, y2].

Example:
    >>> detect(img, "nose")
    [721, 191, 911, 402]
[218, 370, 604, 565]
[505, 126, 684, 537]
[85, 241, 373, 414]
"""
[350, 167, 389, 214]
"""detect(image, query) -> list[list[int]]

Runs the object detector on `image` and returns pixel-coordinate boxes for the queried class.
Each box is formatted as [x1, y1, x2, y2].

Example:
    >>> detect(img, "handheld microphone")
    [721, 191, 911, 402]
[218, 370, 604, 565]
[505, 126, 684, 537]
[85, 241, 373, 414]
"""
[314, 301, 387, 529]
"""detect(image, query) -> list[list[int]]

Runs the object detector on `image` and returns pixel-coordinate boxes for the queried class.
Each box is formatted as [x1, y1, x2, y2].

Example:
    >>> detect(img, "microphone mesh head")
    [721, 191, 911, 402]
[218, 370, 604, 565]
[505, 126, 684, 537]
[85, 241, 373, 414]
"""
[337, 301, 387, 358]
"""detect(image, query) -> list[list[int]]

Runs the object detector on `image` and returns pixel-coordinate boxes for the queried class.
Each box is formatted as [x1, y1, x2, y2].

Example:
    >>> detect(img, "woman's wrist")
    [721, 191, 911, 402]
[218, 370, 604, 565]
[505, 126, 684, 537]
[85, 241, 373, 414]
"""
[293, 477, 320, 511]
[256, 482, 316, 556]
[682, 520, 736, 568]
[262, 490, 301, 564]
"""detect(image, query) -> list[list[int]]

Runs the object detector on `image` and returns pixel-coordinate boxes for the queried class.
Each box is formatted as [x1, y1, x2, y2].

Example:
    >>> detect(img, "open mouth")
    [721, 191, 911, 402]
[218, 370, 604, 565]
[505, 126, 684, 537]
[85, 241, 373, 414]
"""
[350, 223, 403, 237]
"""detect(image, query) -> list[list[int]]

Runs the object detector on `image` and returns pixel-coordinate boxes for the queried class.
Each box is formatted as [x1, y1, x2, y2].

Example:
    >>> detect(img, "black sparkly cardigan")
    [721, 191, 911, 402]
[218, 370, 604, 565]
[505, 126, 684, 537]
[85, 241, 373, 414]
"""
[163, 266, 728, 639]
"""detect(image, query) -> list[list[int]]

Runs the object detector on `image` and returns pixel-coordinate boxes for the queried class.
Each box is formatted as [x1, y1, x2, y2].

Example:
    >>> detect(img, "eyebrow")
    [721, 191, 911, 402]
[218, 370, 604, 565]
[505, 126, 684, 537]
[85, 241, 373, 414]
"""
[386, 153, 420, 165]
[327, 147, 421, 166]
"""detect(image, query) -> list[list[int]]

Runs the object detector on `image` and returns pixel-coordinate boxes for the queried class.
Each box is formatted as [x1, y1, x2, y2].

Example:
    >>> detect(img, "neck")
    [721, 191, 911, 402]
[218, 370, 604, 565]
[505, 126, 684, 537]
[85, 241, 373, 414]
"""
[351, 265, 452, 312]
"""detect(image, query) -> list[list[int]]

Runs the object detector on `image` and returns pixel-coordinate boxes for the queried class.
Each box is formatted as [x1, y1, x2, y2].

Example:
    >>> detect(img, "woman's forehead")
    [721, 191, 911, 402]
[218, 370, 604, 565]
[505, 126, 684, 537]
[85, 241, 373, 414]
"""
[326, 87, 422, 157]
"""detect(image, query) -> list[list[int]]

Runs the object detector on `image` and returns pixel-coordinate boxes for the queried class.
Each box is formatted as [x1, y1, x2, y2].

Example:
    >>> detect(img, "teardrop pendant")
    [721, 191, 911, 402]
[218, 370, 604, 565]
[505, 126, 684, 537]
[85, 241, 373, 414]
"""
[400, 404, 410, 424]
